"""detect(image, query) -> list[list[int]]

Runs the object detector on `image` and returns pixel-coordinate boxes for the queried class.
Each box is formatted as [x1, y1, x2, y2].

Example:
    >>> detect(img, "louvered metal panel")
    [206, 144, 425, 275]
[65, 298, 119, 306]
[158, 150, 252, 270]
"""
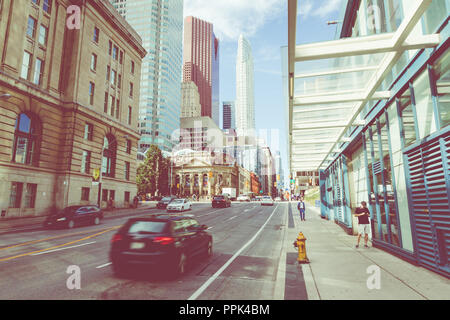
[405, 128, 450, 278]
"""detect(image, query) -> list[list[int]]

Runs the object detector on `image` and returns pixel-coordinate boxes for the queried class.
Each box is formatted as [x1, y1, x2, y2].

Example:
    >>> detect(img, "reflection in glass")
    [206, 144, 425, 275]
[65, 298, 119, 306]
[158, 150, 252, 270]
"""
[433, 51, 450, 128]
[413, 71, 437, 140]
[399, 89, 417, 147]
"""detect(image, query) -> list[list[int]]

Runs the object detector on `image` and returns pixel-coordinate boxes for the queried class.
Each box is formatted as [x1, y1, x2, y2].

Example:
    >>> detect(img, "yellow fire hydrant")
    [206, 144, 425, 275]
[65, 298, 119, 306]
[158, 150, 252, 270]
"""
[293, 232, 310, 264]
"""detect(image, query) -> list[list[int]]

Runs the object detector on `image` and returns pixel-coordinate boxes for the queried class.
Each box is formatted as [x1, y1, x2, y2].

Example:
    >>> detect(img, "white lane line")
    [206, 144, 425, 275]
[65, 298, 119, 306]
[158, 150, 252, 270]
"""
[207, 226, 214, 230]
[225, 215, 237, 222]
[188, 204, 279, 300]
[96, 262, 112, 269]
[31, 241, 97, 256]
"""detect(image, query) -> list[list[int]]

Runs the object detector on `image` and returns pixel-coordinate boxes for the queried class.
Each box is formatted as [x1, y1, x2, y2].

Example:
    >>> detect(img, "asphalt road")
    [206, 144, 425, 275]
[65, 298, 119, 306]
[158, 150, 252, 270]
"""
[0, 202, 290, 300]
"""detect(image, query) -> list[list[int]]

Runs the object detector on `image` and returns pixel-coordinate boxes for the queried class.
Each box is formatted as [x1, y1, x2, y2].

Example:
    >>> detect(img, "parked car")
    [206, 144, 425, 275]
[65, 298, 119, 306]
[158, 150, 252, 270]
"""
[237, 194, 250, 202]
[110, 215, 213, 277]
[212, 195, 231, 208]
[166, 198, 191, 212]
[43, 205, 103, 229]
[261, 196, 274, 206]
[157, 196, 177, 209]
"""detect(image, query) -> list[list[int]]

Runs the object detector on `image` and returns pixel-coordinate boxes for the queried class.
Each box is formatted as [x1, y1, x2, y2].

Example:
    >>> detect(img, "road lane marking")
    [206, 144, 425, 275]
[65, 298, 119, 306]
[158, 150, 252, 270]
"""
[188, 204, 279, 300]
[96, 262, 112, 269]
[225, 215, 237, 222]
[0, 226, 119, 263]
[31, 241, 97, 256]
[0, 227, 115, 251]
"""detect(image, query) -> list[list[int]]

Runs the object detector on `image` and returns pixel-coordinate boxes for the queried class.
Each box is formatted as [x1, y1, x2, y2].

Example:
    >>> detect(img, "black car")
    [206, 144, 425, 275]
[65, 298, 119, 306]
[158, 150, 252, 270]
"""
[110, 215, 213, 277]
[212, 195, 231, 208]
[156, 196, 177, 209]
[43, 205, 103, 229]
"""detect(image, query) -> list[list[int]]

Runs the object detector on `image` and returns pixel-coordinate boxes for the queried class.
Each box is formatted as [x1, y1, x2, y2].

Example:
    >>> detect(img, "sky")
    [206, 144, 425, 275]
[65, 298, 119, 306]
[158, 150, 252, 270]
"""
[183, 0, 345, 188]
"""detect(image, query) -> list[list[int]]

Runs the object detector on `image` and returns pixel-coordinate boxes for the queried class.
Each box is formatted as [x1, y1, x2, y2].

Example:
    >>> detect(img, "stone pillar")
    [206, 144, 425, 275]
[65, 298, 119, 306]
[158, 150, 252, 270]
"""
[190, 173, 194, 196]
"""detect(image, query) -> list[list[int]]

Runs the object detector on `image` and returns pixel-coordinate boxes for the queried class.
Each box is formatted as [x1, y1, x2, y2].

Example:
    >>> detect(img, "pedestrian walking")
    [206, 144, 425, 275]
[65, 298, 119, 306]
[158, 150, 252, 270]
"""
[132, 195, 139, 209]
[354, 201, 371, 248]
[297, 197, 306, 221]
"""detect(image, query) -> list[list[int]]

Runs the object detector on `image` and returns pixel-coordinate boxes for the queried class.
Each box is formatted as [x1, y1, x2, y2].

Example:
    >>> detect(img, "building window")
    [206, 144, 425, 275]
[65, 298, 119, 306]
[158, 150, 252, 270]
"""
[399, 88, 417, 148]
[131, 60, 135, 74]
[38, 25, 48, 46]
[129, 82, 133, 98]
[13, 113, 40, 165]
[412, 70, 437, 140]
[27, 16, 37, 38]
[113, 45, 118, 60]
[102, 135, 116, 178]
[108, 40, 112, 55]
[81, 187, 90, 201]
[106, 65, 110, 82]
[126, 139, 131, 154]
[93, 27, 99, 43]
[9, 182, 23, 208]
[110, 95, 115, 117]
[104, 92, 108, 113]
[102, 188, 108, 202]
[81, 150, 91, 174]
[33, 58, 44, 85]
[431, 51, 450, 128]
[125, 161, 130, 181]
[84, 123, 93, 141]
[24, 183, 37, 208]
[91, 53, 97, 71]
[118, 74, 122, 89]
[124, 191, 130, 203]
[21, 51, 32, 80]
[127, 106, 132, 125]
[89, 82, 95, 105]
[111, 69, 116, 86]
[43, 0, 51, 14]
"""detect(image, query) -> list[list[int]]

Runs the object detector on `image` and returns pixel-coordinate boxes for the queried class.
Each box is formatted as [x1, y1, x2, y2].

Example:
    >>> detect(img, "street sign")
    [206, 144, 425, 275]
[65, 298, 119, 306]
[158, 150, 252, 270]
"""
[92, 168, 100, 183]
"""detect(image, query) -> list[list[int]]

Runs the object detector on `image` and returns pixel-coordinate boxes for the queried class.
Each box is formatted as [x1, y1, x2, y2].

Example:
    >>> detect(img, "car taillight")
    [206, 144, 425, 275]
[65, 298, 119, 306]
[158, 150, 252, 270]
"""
[111, 234, 123, 244]
[153, 237, 175, 245]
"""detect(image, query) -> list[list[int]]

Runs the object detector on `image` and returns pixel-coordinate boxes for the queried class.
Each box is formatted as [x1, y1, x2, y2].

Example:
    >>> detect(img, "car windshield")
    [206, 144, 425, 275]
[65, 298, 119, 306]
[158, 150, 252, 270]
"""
[126, 221, 168, 234]
[161, 197, 172, 201]
[172, 199, 184, 204]
[214, 196, 224, 200]
[263, 197, 272, 200]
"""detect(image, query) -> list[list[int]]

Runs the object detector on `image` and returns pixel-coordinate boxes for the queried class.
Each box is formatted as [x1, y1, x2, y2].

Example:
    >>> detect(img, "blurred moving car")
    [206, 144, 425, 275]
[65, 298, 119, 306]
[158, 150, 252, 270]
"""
[110, 215, 213, 277]
[212, 195, 231, 208]
[166, 198, 191, 212]
[157, 196, 177, 209]
[274, 197, 281, 201]
[261, 196, 274, 206]
[43, 205, 103, 229]
[237, 194, 250, 202]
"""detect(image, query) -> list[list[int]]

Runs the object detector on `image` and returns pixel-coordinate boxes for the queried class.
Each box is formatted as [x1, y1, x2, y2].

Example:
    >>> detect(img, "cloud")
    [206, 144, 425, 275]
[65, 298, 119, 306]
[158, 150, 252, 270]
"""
[183, 0, 284, 42]
[298, 0, 343, 19]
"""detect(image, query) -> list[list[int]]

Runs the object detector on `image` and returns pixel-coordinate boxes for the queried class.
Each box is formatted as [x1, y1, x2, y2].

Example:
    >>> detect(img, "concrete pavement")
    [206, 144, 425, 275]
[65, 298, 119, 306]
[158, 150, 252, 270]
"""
[284, 202, 450, 300]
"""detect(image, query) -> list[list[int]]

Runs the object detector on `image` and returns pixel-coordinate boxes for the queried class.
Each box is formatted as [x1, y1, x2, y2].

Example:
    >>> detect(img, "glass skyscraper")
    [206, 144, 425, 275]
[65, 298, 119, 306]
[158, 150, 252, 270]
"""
[110, 0, 184, 152]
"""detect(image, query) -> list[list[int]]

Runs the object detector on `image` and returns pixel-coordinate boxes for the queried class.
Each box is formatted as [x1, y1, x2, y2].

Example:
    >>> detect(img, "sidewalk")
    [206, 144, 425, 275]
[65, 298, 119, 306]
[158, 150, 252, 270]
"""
[0, 202, 158, 235]
[285, 202, 450, 300]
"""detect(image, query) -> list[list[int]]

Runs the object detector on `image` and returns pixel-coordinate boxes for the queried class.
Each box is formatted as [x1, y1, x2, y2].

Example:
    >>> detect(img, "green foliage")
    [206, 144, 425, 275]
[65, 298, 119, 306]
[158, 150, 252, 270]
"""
[136, 145, 170, 196]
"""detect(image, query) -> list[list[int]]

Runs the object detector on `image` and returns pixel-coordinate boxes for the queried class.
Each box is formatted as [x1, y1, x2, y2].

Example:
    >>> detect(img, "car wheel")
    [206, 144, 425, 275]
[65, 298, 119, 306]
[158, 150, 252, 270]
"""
[67, 220, 75, 229]
[94, 217, 100, 225]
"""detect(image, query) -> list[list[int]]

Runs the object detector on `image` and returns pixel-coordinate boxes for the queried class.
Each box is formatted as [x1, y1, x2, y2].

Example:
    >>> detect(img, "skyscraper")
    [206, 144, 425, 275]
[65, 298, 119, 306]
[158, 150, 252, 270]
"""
[183, 16, 220, 127]
[110, 0, 184, 152]
[222, 101, 235, 130]
[236, 34, 255, 134]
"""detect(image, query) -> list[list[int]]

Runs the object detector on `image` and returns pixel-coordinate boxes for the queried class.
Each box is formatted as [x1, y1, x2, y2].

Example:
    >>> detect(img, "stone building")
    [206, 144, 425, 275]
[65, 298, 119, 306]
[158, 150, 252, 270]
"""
[170, 150, 250, 200]
[0, 0, 146, 218]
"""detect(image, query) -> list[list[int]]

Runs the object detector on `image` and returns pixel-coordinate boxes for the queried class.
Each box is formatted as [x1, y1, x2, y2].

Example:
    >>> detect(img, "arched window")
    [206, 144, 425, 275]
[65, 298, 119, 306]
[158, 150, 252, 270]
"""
[102, 135, 116, 177]
[12, 113, 40, 166]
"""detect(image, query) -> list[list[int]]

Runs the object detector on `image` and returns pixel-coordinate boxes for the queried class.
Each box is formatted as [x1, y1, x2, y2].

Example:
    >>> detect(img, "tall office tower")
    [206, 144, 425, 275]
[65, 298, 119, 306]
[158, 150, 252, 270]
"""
[236, 34, 255, 134]
[183, 16, 220, 127]
[110, 0, 184, 152]
[222, 101, 235, 130]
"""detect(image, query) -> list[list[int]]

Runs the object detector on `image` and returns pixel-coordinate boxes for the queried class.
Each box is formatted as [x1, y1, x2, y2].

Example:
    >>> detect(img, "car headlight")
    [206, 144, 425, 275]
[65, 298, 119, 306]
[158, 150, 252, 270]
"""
[56, 217, 66, 222]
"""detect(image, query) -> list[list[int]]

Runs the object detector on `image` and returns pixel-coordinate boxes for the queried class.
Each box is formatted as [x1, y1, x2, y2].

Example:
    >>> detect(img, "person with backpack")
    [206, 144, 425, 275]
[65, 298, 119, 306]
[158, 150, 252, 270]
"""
[297, 197, 306, 221]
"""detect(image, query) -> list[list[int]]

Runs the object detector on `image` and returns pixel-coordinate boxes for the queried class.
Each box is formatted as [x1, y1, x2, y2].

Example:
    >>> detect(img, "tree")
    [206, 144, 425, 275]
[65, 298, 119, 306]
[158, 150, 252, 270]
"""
[136, 145, 170, 196]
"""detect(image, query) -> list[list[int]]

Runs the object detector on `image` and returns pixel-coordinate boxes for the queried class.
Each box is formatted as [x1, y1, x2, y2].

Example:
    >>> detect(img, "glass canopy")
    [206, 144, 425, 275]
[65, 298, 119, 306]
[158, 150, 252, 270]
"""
[287, 0, 441, 172]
